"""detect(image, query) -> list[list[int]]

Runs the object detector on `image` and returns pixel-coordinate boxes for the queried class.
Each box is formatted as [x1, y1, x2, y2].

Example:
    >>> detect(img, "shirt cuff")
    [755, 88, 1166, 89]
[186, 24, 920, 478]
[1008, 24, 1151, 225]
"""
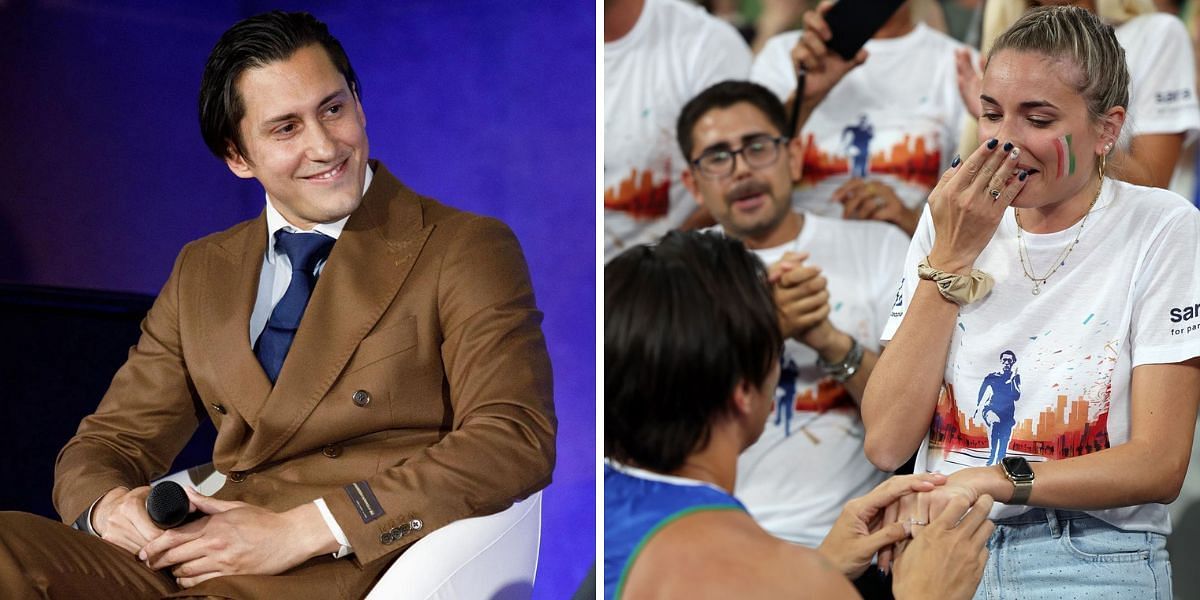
[72, 493, 108, 537]
[314, 498, 354, 558]
[72, 487, 129, 535]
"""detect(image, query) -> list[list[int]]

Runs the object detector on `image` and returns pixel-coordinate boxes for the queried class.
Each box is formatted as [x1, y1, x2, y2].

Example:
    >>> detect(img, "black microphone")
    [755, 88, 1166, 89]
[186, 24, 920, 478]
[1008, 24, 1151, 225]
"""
[146, 481, 198, 528]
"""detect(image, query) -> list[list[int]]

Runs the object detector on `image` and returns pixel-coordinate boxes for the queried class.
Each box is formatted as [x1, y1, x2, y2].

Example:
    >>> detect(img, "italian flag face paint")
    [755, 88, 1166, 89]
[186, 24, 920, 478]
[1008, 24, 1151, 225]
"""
[1054, 134, 1076, 179]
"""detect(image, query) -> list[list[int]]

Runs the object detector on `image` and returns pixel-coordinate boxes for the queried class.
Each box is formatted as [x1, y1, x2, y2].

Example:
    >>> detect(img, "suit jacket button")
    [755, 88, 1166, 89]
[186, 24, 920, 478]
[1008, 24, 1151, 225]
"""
[380, 532, 394, 545]
[229, 471, 246, 482]
[322, 444, 341, 458]
[352, 390, 371, 407]
[211, 403, 226, 415]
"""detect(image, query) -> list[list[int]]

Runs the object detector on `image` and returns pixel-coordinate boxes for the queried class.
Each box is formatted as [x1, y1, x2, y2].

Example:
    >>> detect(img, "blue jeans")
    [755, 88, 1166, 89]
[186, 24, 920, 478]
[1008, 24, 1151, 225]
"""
[973, 509, 1172, 600]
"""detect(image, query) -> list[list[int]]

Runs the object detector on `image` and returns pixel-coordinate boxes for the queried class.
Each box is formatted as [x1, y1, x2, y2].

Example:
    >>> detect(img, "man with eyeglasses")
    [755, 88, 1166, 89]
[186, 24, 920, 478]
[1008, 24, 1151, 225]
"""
[677, 80, 911, 591]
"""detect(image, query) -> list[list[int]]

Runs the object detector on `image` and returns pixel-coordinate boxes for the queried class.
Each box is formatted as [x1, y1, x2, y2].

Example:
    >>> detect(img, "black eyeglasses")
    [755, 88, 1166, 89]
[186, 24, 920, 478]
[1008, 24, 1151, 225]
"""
[690, 135, 788, 177]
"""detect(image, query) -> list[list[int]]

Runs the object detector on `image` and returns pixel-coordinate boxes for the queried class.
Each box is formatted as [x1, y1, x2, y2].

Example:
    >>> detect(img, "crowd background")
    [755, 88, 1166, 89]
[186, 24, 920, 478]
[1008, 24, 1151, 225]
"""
[605, 0, 1200, 597]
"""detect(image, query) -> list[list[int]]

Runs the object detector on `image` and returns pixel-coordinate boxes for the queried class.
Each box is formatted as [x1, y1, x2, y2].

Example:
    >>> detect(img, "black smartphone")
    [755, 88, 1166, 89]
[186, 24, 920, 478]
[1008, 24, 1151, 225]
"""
[822, 0, 907, 60]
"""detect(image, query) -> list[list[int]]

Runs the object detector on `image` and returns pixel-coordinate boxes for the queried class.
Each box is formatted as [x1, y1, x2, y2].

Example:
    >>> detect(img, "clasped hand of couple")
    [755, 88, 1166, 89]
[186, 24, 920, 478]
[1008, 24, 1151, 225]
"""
[91, 484, 332, 588]
[817, 473, 994, 599]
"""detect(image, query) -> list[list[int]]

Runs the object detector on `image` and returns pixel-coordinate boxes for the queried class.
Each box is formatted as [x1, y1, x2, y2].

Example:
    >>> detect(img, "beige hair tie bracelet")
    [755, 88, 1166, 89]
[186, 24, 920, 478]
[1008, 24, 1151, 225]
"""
[916, 256, 995, 306]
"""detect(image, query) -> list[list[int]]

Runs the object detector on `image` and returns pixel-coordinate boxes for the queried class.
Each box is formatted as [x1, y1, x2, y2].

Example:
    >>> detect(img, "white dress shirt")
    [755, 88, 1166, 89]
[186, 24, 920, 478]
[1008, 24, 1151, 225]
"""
[249, 165, 374, 559]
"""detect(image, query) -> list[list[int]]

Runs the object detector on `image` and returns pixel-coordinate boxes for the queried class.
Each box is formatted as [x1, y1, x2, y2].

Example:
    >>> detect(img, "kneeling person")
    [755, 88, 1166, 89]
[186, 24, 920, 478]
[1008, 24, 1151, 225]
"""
[604, 231, 992, 599]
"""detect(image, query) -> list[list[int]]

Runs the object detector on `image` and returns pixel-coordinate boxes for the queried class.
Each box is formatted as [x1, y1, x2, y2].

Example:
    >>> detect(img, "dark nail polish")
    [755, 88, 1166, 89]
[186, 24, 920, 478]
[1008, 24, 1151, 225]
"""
[1018, 170, 1028, 181]
[987, 139, 999, 150]
[951, 154, 961, 168]
[1003, 142, 1013, 152]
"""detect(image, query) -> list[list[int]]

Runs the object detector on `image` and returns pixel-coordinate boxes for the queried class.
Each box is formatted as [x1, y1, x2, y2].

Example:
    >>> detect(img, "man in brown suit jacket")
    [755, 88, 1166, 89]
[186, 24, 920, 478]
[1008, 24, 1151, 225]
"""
[0, 11, 555, 599]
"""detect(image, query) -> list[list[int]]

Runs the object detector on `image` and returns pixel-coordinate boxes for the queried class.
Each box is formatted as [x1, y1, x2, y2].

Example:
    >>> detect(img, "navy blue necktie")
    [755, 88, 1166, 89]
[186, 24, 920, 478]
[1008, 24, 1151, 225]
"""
[255, 230, 335, 383]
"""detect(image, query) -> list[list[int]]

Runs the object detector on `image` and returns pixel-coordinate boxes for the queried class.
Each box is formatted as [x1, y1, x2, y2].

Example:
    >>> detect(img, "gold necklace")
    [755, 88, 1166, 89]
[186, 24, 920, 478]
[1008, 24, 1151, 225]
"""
[1014, 177, 1103, 296]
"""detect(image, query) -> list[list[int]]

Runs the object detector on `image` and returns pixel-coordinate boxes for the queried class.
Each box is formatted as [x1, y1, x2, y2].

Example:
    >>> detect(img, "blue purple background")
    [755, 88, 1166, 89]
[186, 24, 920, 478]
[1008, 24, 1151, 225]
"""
[0, 1, 595, 596]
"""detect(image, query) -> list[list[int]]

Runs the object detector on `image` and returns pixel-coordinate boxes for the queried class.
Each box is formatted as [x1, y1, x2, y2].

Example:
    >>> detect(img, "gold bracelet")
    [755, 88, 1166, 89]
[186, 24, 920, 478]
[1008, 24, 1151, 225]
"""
[916, 256, 994, 306]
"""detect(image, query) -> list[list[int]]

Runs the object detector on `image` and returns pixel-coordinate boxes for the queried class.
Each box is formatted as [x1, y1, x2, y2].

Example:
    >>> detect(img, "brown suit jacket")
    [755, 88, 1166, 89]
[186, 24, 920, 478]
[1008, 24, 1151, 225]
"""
[52, 161, 557, 596]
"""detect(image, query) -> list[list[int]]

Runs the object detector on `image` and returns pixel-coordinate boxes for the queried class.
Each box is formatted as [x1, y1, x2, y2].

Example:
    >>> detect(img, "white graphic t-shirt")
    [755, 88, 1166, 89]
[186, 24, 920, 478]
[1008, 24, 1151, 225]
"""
[751, 23, 973, 218]
[1114, 13, 1200, 201]
[883, 180, 1200, 534]
[726, 215, 908, 546]
[1117, 13, 1200, 147]
[603, 0, 751, 262]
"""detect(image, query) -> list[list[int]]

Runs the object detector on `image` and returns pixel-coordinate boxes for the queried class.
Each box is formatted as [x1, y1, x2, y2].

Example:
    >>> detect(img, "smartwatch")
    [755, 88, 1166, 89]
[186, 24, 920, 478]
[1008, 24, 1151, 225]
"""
[1001, 456, 1034, 505]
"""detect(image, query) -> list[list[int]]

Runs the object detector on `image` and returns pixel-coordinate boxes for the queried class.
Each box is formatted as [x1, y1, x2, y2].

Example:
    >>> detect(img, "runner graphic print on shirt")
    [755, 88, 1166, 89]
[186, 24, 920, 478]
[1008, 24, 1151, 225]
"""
[775, 357, 801, 436]
[843, 116, 874, 178]
[929, 334, 1116, 467]
[771, 355, 855, 443]
[975, 351, 1021, 465]
[796, 114, 944, 211]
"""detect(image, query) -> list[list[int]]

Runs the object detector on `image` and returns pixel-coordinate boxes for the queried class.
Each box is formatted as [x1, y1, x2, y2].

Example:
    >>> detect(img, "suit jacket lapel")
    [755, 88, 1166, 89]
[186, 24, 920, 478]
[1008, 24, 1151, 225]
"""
[236, 162, 435, 470]
[204, 214, 273, 431]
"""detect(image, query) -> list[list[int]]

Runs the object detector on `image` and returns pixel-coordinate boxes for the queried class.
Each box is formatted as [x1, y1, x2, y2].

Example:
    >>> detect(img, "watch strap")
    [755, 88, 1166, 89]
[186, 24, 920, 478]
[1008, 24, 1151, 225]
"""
[1009, 479, 1033, 505]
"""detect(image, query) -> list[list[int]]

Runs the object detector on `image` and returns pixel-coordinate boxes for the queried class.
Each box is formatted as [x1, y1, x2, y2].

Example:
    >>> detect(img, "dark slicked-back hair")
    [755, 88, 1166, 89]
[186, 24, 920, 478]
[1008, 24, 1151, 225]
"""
[605, 231, 782, 473]
[676, 80, 789, 161]
[199, 10, 360, 161]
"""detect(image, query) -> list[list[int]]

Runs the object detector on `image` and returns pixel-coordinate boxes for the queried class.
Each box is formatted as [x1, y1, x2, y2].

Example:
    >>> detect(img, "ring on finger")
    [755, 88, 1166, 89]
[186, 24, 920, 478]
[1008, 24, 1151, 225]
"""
[873, 195, 885, 208]
[907, 517, 928, 526]
[989, 188, 1001, 200]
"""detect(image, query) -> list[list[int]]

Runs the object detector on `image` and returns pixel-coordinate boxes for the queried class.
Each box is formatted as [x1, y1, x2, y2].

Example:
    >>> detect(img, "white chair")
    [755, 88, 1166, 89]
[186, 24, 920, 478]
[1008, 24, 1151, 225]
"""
[156, 465, 543, 599]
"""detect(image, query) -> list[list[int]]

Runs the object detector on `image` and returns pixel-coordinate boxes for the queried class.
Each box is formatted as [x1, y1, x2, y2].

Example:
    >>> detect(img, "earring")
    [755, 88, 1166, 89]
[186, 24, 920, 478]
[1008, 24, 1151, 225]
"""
[1097, 141, 1112, 181]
